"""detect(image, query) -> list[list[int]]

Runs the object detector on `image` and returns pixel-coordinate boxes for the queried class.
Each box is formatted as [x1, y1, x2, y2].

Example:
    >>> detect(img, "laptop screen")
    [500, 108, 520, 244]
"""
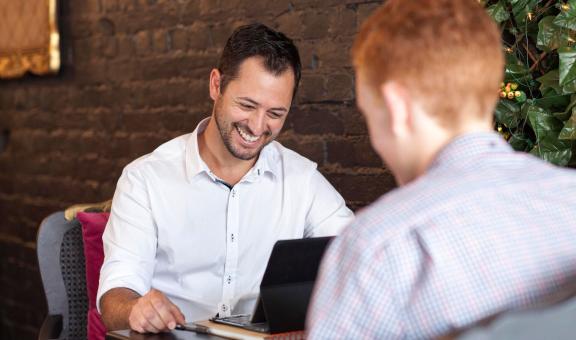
[260, 236, 334, 286]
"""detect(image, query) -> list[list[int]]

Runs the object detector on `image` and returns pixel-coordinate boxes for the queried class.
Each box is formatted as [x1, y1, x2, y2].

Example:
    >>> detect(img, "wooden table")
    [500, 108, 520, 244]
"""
[105, 328, 222, 340]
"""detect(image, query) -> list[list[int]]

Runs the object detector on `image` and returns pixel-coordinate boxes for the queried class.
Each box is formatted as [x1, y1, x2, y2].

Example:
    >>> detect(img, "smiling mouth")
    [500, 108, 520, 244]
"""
[236, 125, 261, 143]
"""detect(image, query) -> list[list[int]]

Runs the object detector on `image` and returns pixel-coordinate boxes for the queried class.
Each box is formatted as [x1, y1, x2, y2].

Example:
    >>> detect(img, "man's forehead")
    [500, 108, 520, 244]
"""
[225, 59, 294, 102]
[235, 56, 294, 81]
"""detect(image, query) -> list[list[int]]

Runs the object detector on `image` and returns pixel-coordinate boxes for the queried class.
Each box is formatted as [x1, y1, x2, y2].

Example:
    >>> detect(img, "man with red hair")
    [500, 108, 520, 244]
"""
[307, 0, 576, 338]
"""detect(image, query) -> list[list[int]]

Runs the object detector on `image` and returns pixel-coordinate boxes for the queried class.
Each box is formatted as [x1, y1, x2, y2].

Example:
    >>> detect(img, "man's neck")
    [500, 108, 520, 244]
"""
[420, 121, 494, 172]
[398, 119, 493, 186]
[198, 118, 257, 186]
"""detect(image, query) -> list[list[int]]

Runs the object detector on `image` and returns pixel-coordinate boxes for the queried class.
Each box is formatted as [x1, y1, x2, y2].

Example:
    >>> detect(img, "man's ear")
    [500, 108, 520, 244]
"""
[380, 81, 412, 138]
[209, 68, 222, 101]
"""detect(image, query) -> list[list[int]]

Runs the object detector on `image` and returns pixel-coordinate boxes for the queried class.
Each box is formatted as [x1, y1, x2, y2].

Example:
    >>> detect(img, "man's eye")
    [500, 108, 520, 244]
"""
[268, 112, 283, 119]
[240, 104, 255, 110]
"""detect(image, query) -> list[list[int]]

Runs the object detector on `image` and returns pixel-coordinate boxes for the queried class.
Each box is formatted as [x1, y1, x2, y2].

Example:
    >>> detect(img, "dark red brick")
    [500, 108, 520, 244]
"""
[301, 10, 331, 40]
[169, 27, 189, 51]
[327, 137, 382, 168]
[325, 73, 354, 101]
[137, 54, 215, 80]
[329, 6, 357, 37]
[315, 40, 353, 69]
[297, 74, 325, 103]
[287, 105, 345, 135]
[102, 0, 119, 13]
[358, 2, 383, 25]
[275, 10, 302, 40]
[277, 134, 325, 165]
[161, 110, 208, 133]
[325, 172, 396, 206]
[188, 23, 213, 51]
[98, 36, 119, 58]
[133, 30, 153, 56]
[244, 0, 290, 18]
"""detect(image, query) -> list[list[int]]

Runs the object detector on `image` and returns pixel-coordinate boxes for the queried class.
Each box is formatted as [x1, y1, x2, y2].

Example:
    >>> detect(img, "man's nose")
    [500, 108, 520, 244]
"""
[247, 110, 267, 136]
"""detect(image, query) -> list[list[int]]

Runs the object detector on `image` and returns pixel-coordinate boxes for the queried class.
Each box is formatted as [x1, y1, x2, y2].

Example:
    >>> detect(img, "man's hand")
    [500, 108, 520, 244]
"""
[128, 288, 186, 333]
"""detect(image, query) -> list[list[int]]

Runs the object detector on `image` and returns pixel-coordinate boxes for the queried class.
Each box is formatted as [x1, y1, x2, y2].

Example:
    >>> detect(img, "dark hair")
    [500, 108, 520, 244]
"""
[217, 23, 302, 98]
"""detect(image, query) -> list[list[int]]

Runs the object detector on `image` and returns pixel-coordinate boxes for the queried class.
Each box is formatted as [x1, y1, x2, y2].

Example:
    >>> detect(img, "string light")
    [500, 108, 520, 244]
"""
[527, 12, 534, 21]
[561, 3, 570, 11]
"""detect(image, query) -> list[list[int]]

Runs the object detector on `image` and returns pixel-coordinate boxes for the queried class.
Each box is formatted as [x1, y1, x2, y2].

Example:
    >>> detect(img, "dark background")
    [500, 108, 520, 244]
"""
[0, 0, 393, 338]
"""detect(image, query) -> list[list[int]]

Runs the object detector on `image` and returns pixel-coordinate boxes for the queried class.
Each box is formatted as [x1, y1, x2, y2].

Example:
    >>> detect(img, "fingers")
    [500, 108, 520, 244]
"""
[129, 306, 160, 333]
[138, 308, 162, 333]
[150, 292, 179, 329]
[129, 299, 163, 333]
[142, 302, 168, 331]
[129, 289, 184, 333]
[169, 303, 186, 325]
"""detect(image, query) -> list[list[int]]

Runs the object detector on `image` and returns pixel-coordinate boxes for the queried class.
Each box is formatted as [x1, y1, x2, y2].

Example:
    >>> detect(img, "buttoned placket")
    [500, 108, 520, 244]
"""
[211, 166, 264, 316]
[218, 184, 240, 317]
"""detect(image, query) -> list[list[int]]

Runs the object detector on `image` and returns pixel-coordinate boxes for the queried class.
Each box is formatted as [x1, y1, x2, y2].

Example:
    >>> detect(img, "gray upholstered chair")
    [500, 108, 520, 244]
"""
[37, 211, 89, 339]
[37, 201, 111, 340]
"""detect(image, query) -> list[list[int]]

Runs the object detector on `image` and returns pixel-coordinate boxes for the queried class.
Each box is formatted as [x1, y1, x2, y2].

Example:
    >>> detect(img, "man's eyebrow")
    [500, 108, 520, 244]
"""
[237, 97, 259, 106]
[237, 97, 288, 113]
[269, 107, 288, 113]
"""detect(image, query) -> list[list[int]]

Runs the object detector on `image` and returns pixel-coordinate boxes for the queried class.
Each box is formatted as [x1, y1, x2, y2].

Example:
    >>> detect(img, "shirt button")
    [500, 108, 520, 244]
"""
[231, 190, 236, 197]
[222, 305, 228, 312]
[231, 233, 235, 242]
[227, 275, 232, 284]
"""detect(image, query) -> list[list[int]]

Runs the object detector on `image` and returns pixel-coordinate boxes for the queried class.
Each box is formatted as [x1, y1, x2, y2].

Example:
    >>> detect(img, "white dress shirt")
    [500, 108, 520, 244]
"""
[97, 118, 354, 322]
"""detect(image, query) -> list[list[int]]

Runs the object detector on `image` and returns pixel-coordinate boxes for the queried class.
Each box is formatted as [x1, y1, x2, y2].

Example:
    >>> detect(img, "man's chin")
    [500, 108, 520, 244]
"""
[231, 151, 259, 161]
[227, 143, 261, 161]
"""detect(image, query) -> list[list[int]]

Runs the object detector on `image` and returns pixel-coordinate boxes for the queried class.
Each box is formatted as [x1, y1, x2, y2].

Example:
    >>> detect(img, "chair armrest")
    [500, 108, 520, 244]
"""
[38, 314, 62, 340]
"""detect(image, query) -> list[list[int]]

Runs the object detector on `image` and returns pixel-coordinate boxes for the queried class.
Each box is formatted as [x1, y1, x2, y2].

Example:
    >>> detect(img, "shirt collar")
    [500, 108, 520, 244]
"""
[185, 117, 280, 183]
[427, 131, 513, 172]
[246, 142, 280, 182]
[185, 118, 211, 183]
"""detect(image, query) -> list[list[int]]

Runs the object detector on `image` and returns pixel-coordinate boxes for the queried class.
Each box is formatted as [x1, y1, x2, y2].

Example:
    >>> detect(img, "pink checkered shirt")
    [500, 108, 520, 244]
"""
[307, 132, 576, 339]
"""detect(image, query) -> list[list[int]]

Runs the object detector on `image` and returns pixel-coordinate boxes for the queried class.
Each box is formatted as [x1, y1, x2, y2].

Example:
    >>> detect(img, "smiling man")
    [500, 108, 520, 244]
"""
[97, 24, 354, 333]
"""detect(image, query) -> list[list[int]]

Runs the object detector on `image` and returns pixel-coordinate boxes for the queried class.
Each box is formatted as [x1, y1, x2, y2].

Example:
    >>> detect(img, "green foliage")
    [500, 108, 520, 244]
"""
[485, 0, 576, 166]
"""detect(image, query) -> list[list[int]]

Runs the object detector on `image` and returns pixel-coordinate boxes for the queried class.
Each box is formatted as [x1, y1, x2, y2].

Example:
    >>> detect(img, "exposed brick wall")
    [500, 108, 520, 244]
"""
[0, 0, 390, 338]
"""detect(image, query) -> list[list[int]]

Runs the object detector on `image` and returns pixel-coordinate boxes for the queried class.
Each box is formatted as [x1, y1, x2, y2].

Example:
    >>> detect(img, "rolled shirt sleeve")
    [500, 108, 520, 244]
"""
[304, 170, 355, 237]
[96, 167, 157, 312]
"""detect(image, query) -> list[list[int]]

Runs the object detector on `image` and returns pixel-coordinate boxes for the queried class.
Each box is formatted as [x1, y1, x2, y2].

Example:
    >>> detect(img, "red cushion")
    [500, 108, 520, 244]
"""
[77, 211, 110, 340]
[87, 308, 107, 340]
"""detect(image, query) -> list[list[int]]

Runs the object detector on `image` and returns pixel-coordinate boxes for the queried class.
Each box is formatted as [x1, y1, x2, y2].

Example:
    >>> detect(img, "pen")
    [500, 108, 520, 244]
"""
[174, 323, 211, 334]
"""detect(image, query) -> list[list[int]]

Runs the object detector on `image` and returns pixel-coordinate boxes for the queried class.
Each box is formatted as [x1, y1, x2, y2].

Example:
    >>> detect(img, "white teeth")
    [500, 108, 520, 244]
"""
[236, 126, 260, 143]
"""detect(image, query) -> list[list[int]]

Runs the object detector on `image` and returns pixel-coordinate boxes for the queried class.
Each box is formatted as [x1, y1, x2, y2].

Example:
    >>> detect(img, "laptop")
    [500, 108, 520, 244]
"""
[210, 236, 333, 334]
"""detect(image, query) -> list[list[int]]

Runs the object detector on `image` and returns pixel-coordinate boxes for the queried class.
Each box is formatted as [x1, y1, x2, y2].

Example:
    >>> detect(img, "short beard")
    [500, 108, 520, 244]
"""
[214, 104, 275, 161]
